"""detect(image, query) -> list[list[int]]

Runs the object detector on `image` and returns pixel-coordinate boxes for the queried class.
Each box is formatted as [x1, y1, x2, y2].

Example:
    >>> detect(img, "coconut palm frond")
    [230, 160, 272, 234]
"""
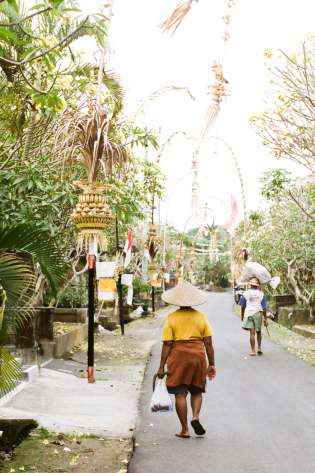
[0, 347, 23, 397]
[0, 268, 34, 343]
[0, 225, 67, 296]
[103, 69, 124, 118]
[160, 0, 195, 35]
[0, 253, 35, 306]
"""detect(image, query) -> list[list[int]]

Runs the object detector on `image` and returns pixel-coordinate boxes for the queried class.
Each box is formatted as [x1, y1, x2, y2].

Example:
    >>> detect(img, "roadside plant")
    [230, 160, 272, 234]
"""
[0, 224, 67, 396]
[251, 38, 315, 173]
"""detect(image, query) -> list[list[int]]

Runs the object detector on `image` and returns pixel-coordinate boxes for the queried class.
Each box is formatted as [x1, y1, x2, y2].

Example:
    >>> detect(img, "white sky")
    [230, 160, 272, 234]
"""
[77, 0, 315, 230]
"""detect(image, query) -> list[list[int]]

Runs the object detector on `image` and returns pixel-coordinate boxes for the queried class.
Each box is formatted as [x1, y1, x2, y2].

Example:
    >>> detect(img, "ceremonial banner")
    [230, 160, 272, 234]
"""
[121, 273, 133, 306]
[96, 261, 116, 279]
[98, 278, 116, 301]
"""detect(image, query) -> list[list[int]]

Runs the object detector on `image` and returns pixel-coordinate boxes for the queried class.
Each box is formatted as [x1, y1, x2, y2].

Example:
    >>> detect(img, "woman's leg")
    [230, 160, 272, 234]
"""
[191, 393, 202, 420]
[175, 393, 189, 436]
[190, 392, 206, 435]
[257, 331, 262, 351]
[249, 329, 256, 354]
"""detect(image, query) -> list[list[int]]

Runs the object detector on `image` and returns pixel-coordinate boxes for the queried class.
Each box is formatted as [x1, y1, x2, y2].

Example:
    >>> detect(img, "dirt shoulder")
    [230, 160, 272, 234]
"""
[1, 310, 169, 473]
[266, 320, 315, 366]
[1, 428, 132, 473]
[235, 305, 315, 366]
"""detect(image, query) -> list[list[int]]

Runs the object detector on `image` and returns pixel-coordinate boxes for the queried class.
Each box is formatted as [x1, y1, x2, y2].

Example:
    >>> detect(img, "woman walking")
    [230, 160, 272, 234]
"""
[157, 281, 216, 438]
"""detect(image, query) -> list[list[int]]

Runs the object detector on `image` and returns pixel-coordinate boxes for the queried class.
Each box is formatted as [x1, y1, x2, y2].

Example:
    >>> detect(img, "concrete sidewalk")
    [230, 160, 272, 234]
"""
[0, 312, 167, 437]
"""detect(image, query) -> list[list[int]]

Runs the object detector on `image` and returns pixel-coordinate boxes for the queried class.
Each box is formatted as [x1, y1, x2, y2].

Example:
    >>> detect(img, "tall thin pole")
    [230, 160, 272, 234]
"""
[151, 193, 155, 313]
[87, 254, 96, 383]
[151, 286, 155, 313]
[117, 274, 124, 335]
[115, 217, 124, 335]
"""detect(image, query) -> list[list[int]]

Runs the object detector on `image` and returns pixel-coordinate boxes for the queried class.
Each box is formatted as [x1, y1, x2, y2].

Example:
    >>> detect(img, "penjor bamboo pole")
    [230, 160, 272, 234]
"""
[115, 217, 125, 335]
[87, 254, 96, 383]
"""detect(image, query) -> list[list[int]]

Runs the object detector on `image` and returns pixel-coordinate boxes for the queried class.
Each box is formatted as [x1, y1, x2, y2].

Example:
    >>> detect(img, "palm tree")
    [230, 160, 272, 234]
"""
[0, 224, 66, 396]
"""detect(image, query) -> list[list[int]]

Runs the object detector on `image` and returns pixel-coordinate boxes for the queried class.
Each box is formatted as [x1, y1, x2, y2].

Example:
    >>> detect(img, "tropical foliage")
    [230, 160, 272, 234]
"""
[0, 224, 66, 396]
[0, 1, 164, 394]
[233, 170, 315, 317]
[251, 37, 315, 173]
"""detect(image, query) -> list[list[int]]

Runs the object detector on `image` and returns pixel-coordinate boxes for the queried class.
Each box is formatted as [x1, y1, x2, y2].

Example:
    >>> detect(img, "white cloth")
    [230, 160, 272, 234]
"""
[121, 273, 133, 306]
[242, 289, 265, 318]
[144, 248, 151, 262]
[96, 261, 116, 279]
[123, 231, 133, 268]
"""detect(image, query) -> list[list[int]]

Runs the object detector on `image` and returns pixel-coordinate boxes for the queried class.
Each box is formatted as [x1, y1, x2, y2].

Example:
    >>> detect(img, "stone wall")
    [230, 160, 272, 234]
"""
[53, 323, 88, 358]
[278, 307, 310, 328]
[53, 308, 87, 323]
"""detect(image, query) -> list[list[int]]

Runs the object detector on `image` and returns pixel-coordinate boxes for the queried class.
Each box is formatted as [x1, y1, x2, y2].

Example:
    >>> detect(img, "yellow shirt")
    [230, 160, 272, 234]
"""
[162, 308, 213, 341]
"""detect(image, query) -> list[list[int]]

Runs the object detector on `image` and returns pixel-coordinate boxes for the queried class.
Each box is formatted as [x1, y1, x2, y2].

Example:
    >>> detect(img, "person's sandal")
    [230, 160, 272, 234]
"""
[257, 350, 263, 356]
[191, 419, 206, 436]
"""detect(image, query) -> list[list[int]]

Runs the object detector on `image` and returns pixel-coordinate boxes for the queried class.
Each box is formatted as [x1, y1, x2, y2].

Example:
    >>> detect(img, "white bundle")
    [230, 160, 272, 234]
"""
[238, 262, 280, 289]
[130, 306, 143, 320]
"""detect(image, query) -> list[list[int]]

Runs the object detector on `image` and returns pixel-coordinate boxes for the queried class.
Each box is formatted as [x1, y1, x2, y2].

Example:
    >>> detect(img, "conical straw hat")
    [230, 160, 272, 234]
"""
[162, 281, 207, 307]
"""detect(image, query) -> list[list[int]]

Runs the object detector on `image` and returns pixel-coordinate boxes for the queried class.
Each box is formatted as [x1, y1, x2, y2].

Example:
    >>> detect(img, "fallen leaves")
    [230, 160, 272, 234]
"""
[69, 455, 79, 466]
[53, 322, 79, 337]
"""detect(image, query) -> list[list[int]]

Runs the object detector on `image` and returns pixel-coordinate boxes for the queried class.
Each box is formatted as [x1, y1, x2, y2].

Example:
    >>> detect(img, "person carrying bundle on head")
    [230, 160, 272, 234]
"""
[240, 277, 268, 356]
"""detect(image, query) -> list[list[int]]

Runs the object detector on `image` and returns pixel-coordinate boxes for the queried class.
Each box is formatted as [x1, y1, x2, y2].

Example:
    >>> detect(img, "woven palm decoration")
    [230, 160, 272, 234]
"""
[70, 105, 126, 252]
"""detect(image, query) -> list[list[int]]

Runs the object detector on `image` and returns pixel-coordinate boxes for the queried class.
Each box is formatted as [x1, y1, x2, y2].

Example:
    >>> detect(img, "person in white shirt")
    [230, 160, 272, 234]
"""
[239, 277, 268, 356]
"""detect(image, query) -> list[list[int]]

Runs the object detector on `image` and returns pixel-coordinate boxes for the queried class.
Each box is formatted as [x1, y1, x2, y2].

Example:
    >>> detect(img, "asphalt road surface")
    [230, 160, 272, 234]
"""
[129, 292, 315, 473]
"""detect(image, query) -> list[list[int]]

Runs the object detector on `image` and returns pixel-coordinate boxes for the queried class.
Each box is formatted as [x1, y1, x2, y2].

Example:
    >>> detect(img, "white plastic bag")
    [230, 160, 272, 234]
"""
[150, 378, 173, 413]
[269, 276, 281, 290]
[239, 262, 271, 284]
[238, 262, 280, 289]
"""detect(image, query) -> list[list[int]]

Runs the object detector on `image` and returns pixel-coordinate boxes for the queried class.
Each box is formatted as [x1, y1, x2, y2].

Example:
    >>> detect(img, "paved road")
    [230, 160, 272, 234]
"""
[129, 292, 315, 473]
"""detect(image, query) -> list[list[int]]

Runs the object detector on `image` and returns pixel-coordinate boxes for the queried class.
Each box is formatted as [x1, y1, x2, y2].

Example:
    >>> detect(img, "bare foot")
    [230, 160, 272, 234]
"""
[175, 431, 190, 438]
[249, 351, 256, 356]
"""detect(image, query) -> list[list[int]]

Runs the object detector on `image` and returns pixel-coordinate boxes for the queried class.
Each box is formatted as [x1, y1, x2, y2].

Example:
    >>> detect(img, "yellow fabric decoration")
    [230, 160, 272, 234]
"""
[98, 278, 116, 302]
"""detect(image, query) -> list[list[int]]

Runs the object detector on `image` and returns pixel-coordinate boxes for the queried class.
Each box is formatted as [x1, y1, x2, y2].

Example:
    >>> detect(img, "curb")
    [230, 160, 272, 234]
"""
[0, 358, 53, 408]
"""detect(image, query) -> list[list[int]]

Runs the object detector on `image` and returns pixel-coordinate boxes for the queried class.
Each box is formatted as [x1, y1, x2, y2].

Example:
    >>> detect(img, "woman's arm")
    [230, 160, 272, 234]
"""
[157, 341, 173, 378]
[204, 336, 216, 379]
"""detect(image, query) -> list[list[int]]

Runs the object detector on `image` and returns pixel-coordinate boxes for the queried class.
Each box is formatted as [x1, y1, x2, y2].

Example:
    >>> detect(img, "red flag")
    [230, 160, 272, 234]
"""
[123, 230, 133, 268]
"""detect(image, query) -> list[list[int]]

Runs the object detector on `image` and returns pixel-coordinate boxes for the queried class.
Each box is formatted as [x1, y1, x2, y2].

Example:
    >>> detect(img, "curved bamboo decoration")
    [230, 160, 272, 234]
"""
[208, 135, 247, 230]
[134, 86, 195, 120]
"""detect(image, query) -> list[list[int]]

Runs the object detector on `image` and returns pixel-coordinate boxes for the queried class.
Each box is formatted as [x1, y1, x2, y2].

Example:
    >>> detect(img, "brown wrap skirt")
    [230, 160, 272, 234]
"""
[166, 340, 207, 394]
